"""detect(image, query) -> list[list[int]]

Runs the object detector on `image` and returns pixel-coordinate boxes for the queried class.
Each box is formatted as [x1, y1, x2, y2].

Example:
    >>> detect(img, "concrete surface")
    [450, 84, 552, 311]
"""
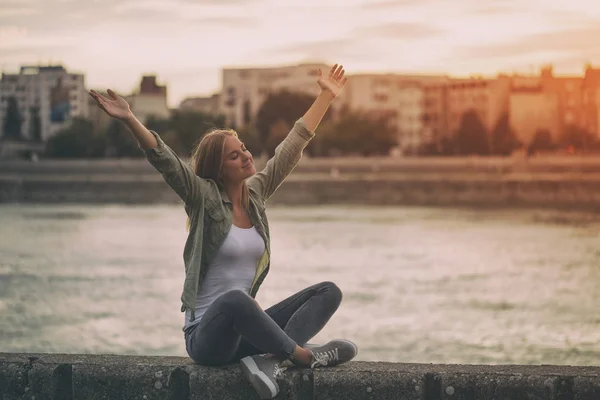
[1, 353, 599, 399]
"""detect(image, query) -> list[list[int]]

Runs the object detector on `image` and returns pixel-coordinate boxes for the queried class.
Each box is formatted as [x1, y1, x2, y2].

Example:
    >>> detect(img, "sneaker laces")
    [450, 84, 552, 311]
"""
[310, 348, 339, 368]
[272, 362, 286, 379]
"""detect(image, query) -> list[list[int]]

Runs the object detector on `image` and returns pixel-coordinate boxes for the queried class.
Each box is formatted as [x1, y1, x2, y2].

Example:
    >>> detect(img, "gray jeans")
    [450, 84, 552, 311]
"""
[184, 281, 342, 366]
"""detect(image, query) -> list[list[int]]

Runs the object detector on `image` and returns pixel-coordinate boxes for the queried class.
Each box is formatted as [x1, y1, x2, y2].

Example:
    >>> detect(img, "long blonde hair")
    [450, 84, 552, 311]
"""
[186, 128, 250, 230]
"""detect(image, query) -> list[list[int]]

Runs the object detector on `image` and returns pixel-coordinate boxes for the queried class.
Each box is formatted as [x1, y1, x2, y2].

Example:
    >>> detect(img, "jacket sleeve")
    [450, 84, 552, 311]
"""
[144, 130, 217, 206]
[247, 118, 315, 202]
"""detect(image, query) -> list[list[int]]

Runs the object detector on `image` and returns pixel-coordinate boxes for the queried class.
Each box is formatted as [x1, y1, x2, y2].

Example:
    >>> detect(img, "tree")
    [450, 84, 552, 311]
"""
[310, 110, 397, 156]
[236, 124, 262, 157]
[491, 113, 521, 155]
[256, 90, 333, 157]
[45, 118, 100, 158]
[28, 106, 42, 141]
[558, 125, 597, 152]
[3, 96, 23, 139]
[454, 110, 489, 155]
[170, 111, 226, 156]
[527, 129, 554, 155]
[104, 119, 142, 158]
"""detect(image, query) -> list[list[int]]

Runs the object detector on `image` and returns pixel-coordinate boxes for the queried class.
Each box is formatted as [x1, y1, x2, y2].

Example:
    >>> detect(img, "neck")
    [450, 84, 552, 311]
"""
[224, 181, 245, 209]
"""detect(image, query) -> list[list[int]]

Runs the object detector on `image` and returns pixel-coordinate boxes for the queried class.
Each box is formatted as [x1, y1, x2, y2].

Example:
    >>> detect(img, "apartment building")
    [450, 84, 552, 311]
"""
[219, 63, 328, 128]
[509, 78, 560, 144]
[0, 65, 88, 141]
[341, 73, 448, 152]
[179, 94, 220, 115]
[126, 75, 170, 124]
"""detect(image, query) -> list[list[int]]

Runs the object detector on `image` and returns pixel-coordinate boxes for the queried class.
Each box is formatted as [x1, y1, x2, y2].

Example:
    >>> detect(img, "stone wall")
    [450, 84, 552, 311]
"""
[1, 175, 600, 211]
[1, 353, 599, 399]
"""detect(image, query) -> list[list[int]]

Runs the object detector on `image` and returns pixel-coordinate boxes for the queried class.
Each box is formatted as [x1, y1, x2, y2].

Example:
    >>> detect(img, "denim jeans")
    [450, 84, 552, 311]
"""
[184, 281, 342, 366]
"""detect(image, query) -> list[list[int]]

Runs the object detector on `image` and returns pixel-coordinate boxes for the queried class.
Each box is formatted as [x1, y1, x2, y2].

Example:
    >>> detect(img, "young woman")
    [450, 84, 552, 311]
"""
[89, 64, 357, 399]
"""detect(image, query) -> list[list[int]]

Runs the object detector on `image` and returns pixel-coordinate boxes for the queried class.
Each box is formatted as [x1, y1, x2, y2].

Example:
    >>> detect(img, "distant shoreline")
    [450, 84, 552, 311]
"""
[1, 156, 599, 210]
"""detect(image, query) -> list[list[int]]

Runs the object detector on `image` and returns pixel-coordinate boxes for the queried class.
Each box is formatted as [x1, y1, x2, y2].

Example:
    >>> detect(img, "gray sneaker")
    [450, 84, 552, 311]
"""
[239, 354, 286, 399]
[306, 339, 358, 368]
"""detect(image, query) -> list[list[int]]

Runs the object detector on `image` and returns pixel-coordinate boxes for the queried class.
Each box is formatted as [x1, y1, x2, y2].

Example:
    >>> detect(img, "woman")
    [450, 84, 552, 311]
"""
[89, 64, 357, 399]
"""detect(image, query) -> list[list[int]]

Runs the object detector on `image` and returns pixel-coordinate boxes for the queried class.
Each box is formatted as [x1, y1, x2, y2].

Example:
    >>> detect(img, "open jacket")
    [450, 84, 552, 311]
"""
[144, 118, 315, 328]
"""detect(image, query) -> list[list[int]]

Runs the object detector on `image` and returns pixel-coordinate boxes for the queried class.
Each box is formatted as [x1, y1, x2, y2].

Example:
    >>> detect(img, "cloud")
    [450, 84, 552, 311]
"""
[455, 25, 600, 60]
[0, 45, 76, 61]
[360, 0, 429, 10]
[354, 22, 443, 39]
[255, 37, 384, 64]
[467, 4, 520, 15]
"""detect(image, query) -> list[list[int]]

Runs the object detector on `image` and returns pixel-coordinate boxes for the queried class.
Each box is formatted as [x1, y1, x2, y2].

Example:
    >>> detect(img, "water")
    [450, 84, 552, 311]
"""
[1, 204, 599, 366]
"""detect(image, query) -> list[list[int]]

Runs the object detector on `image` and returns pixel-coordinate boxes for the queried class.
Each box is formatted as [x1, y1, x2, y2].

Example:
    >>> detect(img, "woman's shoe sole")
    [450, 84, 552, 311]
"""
[240, 356, 279, 399]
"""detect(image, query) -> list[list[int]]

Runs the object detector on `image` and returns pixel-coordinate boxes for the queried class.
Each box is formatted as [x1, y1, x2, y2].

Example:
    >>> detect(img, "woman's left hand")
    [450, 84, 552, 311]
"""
[318, 64, 347, 99]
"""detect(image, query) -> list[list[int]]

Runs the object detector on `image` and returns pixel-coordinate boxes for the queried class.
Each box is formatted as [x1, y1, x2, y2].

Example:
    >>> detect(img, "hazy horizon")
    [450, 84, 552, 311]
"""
[2, 0, 600, 107]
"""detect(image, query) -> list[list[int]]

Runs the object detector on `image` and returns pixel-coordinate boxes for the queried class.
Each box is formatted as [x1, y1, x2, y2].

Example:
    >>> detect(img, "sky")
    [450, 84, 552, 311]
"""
[2, 0, 600, 107]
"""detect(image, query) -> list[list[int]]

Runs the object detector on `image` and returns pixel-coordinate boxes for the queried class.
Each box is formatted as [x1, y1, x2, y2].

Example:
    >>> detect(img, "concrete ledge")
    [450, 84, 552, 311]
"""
[1, 353, 599, 400]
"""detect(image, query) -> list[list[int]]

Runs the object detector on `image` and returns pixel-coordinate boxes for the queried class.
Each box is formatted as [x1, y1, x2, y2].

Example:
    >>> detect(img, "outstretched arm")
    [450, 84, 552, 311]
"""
[90, 89, 157, 149]
[89, 89, 215, 206]
[302, 64, 347, 131]
[247, 64, 347, 201]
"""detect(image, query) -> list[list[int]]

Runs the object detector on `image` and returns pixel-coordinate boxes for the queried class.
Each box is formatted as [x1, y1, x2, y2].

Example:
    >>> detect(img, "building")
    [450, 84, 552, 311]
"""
[179, 94, 220, 115]
[0, 65, 88, 141]
[397, 83, 426, 153]
[87, 91, 113, 134]
[582, 65, 600, 137]
[219, 63, 329, 128]
[341, 73, 448, 152]
[509, 86, 559, 145]
[540, 66, 584, 135]
[444, 76, 511, 135]
[126, 75, 169, 123]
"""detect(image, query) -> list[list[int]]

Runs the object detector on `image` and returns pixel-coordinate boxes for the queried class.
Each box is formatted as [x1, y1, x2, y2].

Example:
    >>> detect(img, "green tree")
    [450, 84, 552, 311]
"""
[454, 110, 489, 155]
[170, 111, 226, 156]
[3, 96, 23, 139]
[104, 119, 142, 158]
[45, 118, 100, 158]
[256, 90, 333, 157]
[312, 110, 397, 156]
[527, 129, 554, 155]
[491, 113, 521, 155]
[28, 106, 42, 141]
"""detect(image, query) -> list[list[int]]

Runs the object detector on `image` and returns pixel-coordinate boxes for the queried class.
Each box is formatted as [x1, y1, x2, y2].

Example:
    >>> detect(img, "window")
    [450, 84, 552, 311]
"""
[373, 93, 388, 102]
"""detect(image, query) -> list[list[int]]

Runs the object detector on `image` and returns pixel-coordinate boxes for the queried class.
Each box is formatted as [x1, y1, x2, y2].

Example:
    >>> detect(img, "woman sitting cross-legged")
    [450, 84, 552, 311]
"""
[89, 64, 357, 399]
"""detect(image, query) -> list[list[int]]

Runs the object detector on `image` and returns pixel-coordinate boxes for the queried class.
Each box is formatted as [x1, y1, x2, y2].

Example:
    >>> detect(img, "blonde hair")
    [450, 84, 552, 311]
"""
[186, 128, 250, 230]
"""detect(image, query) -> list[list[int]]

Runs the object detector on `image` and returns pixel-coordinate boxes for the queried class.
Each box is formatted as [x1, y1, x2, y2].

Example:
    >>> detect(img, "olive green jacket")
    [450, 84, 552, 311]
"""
[144, 118, 315, 327]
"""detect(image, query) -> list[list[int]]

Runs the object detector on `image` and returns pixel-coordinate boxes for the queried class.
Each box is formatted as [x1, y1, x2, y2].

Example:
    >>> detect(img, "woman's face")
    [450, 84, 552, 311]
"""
[221, 135, 256, 185]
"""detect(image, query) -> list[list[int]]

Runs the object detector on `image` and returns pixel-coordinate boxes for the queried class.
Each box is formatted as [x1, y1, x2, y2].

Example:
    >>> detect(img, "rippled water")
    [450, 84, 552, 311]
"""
[1, 204, 599, 366]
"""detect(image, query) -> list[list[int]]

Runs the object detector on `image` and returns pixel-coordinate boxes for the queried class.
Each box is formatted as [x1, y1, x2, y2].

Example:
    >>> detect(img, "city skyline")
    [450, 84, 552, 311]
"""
[1, 0, 600, 107]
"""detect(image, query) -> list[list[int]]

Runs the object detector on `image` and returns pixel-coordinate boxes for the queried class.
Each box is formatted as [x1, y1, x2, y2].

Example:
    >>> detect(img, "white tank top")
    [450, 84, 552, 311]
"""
[184, 225, 265, 329]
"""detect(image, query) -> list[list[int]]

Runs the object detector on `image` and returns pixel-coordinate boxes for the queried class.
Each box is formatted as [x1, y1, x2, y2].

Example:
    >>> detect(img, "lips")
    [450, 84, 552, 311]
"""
[242, 161, 253, 169]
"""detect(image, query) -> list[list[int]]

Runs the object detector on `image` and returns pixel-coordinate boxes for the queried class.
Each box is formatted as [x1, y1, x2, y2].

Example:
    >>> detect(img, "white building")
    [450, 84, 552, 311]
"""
[126, 76, 170, 124]
[180, 94, 220, 115]
[0, 65, 89, 141]
[219, 63, 329, 128]
[397, 84, 426, 153]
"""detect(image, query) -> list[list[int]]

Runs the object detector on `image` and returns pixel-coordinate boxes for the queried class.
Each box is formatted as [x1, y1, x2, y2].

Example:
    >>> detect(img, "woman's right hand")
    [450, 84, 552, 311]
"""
[89, 89, 132, 121]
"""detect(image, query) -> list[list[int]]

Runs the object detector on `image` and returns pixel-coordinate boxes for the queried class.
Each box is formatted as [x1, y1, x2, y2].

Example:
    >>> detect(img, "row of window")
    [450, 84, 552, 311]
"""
[239, 69, 320, 80]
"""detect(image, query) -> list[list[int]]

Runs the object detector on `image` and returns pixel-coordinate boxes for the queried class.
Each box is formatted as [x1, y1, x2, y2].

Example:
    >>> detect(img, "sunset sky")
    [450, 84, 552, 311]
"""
[2, 0, 600, 106]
